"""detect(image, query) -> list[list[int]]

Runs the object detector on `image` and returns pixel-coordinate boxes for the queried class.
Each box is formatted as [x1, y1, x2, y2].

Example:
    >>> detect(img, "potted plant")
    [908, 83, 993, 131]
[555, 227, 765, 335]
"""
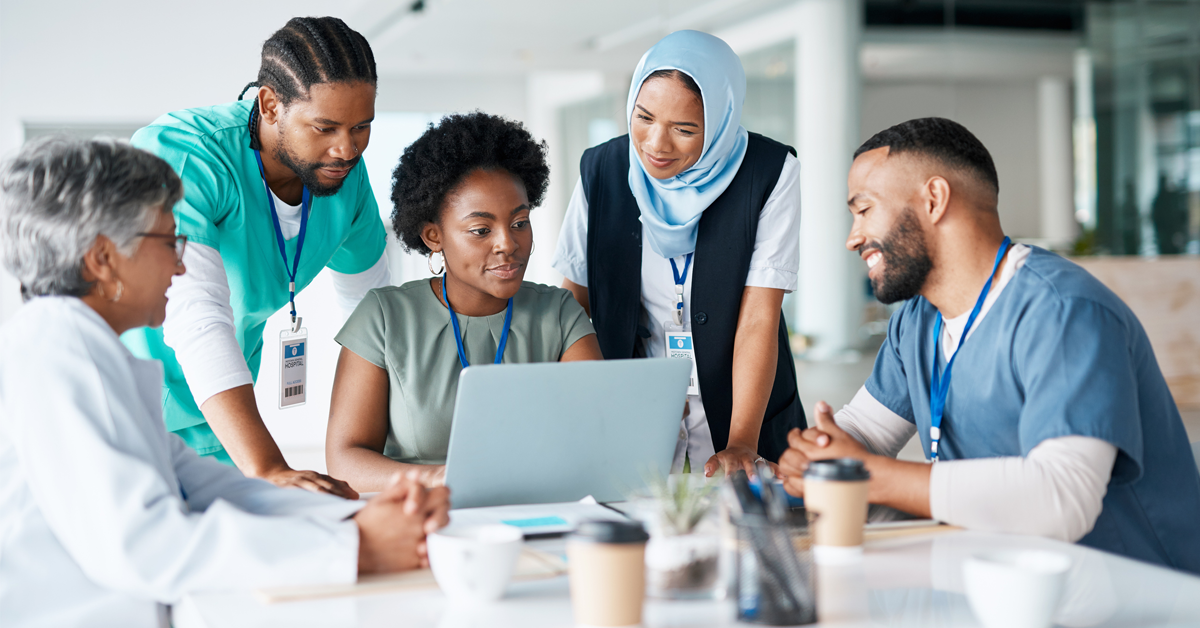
[640, 473, 724, 599]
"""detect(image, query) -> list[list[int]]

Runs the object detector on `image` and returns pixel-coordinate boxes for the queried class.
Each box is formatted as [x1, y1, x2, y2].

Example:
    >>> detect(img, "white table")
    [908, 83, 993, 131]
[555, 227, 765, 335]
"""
[175, 530, 1200, 627]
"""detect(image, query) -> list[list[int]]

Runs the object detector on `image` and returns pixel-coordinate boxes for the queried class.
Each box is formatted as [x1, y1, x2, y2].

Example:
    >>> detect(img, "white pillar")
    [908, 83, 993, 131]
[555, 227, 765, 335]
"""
[1038, 76, 1077, 249]
[794, 0, 865, 359]
[1073, 49, 1097, 230]
[524, 71, 604, 286]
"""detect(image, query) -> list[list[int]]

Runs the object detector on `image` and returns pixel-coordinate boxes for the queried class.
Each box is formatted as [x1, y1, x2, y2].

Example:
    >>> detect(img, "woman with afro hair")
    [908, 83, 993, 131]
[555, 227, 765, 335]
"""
[326, 112, 602, 491]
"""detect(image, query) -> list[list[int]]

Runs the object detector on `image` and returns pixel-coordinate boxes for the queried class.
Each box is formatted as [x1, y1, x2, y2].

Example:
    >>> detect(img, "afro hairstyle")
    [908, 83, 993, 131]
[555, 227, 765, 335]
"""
[390, 111, 549, 255]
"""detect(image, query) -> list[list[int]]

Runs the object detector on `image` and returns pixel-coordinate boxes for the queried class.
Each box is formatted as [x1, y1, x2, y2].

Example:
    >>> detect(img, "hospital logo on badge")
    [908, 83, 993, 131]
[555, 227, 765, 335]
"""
[285, 343, 305, 358]
[668, 335, 693, 351]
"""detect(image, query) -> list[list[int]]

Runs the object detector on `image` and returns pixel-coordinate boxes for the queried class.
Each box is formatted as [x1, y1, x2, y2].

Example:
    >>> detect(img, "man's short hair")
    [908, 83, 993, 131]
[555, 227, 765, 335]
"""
[855, 117, 999, 195]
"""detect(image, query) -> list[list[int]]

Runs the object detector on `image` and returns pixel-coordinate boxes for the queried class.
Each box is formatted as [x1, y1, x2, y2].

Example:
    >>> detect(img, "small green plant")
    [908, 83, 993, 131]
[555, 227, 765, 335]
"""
[644, 472, 721, 536]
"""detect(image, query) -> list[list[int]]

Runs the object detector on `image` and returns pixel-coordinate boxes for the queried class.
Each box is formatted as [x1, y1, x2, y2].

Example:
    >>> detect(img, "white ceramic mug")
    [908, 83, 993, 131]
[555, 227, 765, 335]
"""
[963, 549, 1072, 628]
[428, 524, 524, 604]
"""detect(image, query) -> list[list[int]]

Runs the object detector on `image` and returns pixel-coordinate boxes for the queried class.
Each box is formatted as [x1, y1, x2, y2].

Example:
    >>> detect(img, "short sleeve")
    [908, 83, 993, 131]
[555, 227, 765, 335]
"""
[745, 153, 800, 292]
[1013, 297, 1143, 484]
[557, 288, 596, 357]
[865, 304, 917, 424]
[131, 127, 233, 251]
[327, 167, 387, 275]
[334, 289, 388, 369]
[551, 178, 590, 286]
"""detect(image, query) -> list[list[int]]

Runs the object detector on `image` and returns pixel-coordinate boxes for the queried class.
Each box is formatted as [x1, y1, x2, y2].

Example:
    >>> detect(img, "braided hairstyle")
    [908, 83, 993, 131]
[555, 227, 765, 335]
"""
[239, 16, 377, 150]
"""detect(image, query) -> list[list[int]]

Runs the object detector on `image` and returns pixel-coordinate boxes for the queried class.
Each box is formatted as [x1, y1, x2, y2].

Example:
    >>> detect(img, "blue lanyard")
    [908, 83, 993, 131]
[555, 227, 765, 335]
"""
[928, 236, 1011, 462]
[669, 253, 693, 327]
[254, 150, 310, 333]
[442, 274, 513, 369]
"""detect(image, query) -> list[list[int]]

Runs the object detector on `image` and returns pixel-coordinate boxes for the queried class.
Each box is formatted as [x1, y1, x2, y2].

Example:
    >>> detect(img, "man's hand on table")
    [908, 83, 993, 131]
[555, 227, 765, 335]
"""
[779, 400, 872, 497]
[779, 401, 932, 517]
[354, 471, 451, 575]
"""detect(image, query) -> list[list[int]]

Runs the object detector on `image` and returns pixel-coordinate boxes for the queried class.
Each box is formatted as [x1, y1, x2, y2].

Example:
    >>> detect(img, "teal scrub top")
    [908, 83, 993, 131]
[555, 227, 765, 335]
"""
[121, 99, 386, 458]
[866, 247, 1200, 573]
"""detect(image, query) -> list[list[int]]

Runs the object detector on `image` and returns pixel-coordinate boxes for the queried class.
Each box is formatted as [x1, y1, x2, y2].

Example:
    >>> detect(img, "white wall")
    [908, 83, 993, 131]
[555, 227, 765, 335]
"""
[861, 80, 1044, 239]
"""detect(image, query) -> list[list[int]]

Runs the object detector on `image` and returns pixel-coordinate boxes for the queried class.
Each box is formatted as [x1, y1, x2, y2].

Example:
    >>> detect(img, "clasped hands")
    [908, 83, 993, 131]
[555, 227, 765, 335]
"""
[354, 470, 451, 575]
[778, 400, 872, 497]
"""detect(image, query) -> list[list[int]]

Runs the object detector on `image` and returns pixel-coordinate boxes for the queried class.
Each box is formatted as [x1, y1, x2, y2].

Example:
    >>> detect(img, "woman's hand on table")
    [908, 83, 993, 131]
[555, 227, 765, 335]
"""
[355, 471, 452, 575]
[779, 401, 871, 497]
[262, 467, 360, 500]
[704, 443, 779, 478]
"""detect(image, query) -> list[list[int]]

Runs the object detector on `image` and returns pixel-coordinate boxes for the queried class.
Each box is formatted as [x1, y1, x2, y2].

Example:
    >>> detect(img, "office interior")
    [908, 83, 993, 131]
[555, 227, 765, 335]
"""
[1, 0, 1197, 495]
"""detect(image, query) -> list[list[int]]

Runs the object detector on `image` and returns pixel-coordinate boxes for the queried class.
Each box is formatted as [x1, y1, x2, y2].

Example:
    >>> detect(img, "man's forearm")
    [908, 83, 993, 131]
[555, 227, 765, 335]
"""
[200, 384, 288, 477]
[864, 455, 932, 518]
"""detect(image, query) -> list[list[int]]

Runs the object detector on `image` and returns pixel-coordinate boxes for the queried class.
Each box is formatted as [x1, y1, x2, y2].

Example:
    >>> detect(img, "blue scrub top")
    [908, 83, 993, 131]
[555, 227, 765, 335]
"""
[867, 246, 1200, 574]
[120, 100, 387, 460]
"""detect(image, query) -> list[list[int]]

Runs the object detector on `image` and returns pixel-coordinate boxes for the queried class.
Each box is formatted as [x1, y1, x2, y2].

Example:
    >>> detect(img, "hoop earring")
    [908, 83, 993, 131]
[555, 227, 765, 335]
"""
[427, 251, 444, 275]
[110, 280, 124, 303]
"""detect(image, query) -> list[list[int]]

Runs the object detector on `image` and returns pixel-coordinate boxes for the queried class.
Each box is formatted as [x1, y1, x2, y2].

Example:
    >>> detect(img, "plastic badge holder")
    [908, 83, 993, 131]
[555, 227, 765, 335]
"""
[734, 512, 817, 625]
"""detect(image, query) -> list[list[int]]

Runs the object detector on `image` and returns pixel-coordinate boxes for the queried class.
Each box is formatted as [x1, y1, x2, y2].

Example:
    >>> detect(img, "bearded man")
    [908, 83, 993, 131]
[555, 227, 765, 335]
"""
[780, 117, 1200, 574]
[122, 17, 387, 498]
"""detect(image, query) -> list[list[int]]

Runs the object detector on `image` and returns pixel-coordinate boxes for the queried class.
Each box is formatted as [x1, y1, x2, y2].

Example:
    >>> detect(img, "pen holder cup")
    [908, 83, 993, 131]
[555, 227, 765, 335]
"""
[733, 513, 817, 626]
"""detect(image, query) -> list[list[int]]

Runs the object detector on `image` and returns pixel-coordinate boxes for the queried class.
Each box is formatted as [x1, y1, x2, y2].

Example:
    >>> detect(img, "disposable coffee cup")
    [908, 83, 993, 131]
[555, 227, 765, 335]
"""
[803, 458, 870, 564]
[567, 520, 649, 627]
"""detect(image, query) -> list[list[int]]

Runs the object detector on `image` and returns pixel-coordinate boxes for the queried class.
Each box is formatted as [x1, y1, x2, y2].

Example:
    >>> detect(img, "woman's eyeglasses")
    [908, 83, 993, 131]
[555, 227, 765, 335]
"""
[137, 233, 188, 264]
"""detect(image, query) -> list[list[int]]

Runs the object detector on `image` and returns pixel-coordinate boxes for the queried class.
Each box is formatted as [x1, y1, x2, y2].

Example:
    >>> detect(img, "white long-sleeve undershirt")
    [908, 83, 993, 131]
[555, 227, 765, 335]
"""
[831, 243, 1118, 542]
[836, 380, 1116, 542]
[163, 191, 389, 409]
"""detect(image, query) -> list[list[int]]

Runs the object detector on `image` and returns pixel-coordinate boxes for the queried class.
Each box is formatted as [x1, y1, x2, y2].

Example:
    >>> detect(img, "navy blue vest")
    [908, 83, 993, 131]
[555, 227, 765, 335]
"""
[581, 133, 806, 462]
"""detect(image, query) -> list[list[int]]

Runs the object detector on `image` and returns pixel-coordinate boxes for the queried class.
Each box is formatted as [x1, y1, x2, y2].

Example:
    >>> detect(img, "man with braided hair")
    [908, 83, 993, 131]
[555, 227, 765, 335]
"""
[123, 16, 387, 498]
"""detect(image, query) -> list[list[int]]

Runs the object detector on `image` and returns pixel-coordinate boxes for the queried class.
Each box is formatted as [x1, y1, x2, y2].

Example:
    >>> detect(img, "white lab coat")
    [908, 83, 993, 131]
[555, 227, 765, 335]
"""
[0, 297, 363, 628]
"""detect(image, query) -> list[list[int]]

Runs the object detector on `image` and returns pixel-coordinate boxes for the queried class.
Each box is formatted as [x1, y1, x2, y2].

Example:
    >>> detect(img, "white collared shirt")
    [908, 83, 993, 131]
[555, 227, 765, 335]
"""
[553, 153, 801, 470]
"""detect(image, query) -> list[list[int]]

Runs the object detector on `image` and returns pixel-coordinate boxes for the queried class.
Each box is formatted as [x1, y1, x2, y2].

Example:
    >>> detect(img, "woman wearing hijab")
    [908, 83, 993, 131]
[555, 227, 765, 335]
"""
[553, 30, 805, 477]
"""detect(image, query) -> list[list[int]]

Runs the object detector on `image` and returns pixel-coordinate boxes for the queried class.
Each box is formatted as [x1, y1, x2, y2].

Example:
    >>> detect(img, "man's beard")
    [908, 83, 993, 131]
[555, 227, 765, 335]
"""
[863, 207, 933, 305]
[274, 133, 360, 198]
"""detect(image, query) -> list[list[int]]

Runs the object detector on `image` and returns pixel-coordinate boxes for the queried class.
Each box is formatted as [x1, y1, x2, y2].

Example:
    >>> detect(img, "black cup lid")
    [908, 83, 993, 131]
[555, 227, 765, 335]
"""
[570, 520, 649, 544]
[804, 458, 870, 481]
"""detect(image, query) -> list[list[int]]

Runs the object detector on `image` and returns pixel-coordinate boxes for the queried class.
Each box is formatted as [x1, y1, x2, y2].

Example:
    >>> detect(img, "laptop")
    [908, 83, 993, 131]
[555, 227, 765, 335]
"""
[444, 358, 691, 509]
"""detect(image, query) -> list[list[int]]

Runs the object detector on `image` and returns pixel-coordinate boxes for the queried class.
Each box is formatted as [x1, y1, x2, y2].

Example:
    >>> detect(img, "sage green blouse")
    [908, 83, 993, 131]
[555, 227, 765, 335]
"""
[335, 279, 595, 464]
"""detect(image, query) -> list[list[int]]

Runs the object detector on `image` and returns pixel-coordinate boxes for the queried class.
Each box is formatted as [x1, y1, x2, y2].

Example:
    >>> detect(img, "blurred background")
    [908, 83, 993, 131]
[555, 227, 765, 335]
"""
[2, 0, 1197, 467]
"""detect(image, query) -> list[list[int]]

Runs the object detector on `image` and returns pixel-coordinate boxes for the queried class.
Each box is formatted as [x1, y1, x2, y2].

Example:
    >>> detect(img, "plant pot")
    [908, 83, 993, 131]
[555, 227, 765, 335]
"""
[646, 531, 722, 599]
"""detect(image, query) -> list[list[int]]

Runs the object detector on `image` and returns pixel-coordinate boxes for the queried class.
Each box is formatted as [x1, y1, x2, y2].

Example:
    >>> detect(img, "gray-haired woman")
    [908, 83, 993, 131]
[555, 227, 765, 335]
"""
[0, 138, 448, 628]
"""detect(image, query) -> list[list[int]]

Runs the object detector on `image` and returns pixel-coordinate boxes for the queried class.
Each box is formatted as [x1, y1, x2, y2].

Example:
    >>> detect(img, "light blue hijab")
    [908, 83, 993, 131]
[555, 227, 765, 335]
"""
[627, 30, 748, 260]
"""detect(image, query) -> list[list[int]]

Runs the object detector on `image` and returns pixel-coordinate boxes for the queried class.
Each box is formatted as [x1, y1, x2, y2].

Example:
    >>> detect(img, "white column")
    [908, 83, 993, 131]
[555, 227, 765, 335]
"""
[524, 71, 604, 286]
[1038, 76, 1077, 249]
[1073, 49, 1097, 230]
[794, 0, 865, 360]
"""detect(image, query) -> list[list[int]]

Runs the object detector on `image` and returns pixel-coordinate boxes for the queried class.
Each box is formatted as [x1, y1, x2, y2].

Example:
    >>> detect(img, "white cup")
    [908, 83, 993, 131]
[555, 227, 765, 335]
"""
[963, 549, 1072, 628]
[428, 524, 524, 604]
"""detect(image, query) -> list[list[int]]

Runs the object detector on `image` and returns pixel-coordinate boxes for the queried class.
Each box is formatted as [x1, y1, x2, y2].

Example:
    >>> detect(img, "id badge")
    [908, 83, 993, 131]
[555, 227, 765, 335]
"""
[664, 323, 700, 396]
[279, 328, 308, 409]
